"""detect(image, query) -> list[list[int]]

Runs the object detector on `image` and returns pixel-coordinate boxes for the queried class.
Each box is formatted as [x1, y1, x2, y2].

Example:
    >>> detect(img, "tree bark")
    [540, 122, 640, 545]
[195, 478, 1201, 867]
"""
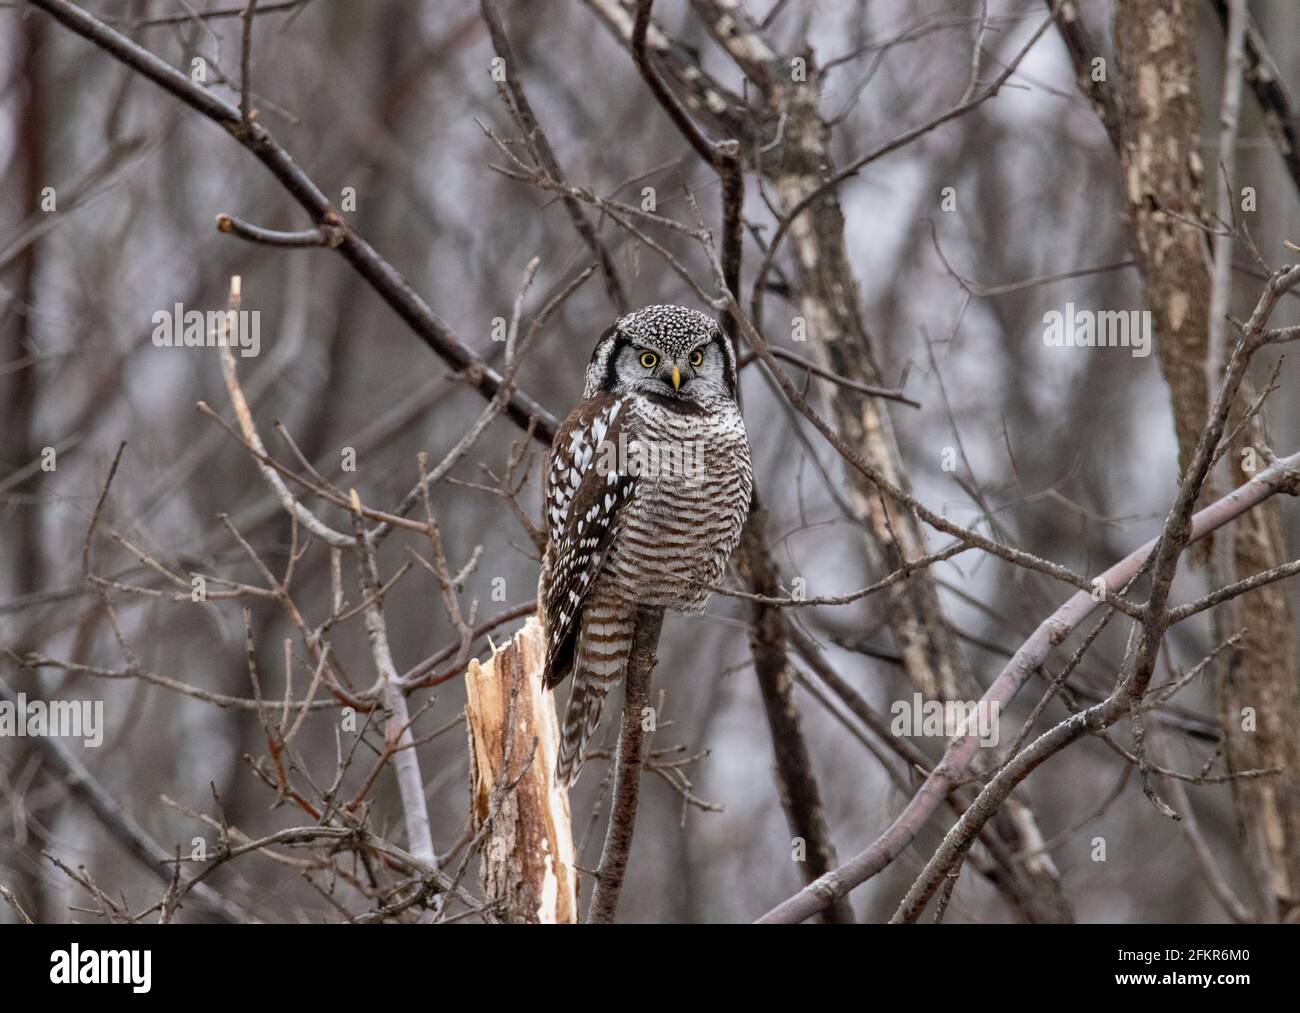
[466, 616, 578, 923]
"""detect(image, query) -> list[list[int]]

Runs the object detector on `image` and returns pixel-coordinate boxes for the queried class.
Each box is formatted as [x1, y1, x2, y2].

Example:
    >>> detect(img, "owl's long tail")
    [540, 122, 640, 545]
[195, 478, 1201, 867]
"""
[556, 602, 636, 787]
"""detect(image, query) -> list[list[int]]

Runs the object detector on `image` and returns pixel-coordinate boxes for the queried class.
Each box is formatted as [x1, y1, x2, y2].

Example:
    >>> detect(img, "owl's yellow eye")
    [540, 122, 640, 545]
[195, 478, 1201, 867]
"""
[689, 349, 705, 367]
[639, 351, 658, 369]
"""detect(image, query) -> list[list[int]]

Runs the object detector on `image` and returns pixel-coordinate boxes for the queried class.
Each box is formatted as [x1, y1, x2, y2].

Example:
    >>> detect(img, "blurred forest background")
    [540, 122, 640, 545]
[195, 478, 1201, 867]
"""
[2, 0, 1299, 924]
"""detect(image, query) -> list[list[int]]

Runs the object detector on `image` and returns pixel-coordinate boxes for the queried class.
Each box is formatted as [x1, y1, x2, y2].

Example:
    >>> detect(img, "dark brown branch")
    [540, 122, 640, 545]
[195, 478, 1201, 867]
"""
[1045, 0, 1121, 148]
[581, 0, 763, 148]
[587, 608, 664, 923]
[216, 213, 343, 248]
[631, 0, 737, 168]
[238, 0, 257, 124]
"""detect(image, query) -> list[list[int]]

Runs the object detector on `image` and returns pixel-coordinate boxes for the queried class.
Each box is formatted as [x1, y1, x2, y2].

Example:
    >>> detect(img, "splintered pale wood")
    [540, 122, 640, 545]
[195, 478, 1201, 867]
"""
[464, 616, 578, 923]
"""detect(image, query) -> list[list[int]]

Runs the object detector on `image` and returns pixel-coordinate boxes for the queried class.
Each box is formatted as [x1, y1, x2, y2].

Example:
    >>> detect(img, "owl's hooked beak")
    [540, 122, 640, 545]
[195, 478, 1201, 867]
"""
[670, 365, 681, 390]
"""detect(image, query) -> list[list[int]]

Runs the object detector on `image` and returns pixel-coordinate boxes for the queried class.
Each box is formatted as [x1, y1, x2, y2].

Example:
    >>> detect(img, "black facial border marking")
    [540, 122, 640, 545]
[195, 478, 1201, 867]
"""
[595, 316, 736, 399]
[593, 325, 624, 393]
[711, 330, 737, 397]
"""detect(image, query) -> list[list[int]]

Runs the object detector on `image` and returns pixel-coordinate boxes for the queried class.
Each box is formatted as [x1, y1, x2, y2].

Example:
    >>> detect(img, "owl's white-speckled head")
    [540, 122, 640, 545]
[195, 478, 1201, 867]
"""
[584, 304, 737, 407]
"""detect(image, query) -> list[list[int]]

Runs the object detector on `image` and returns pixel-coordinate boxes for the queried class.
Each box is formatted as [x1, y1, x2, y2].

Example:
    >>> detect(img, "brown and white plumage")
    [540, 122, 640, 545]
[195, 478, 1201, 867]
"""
[539, 305, 752, 786]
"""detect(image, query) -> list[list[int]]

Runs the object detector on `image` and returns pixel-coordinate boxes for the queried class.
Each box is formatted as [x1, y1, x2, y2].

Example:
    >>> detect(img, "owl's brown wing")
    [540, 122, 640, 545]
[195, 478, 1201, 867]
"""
[541, 394, 637, 690]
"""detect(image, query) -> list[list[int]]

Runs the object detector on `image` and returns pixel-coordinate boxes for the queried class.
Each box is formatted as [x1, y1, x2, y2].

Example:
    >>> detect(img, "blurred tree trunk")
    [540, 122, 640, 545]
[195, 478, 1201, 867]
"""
[1112, 0, 1212, 474]
[1113, 0, 1300, 921]
[7, 9, 44, 597]
[3, 14, 48, 925]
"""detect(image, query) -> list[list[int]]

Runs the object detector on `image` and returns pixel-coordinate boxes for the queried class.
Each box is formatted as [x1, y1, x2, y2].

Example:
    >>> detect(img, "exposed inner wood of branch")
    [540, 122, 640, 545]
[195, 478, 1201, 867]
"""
[466, 616, 578, 924]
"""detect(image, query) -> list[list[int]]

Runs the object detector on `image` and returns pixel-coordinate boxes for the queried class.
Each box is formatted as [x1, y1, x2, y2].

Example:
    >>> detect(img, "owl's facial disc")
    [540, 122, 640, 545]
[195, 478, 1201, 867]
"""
[585, 305, 737, 403]
[626, 344, 710, 401]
